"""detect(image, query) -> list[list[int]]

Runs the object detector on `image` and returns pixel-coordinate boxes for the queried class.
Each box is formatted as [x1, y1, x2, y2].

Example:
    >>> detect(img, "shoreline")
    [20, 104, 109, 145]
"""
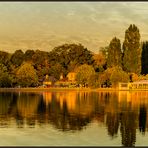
[0, 87, 117, 92]
[0, 87, 147, 92]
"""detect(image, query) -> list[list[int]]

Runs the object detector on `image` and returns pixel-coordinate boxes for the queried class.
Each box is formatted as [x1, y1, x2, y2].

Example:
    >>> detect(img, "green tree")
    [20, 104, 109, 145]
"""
[141, 41, 148, 74]
[107, 37, 122, 68]
[120, 111, 137, 147]
[32, 50, 49, 68]
[68, 44, 93, 65]
[16, 62, 38, 87]
[0, 51, 11, 67]
[32, 50, 50, 84]
[106, 112, 119, 138]
[10, 50, 24, 67]
[24, 49, 35, 62]
[0, 63, 12, 87]
[123, 24, 141, 74]
[100, 46, 108, 60]
[76, 64, 95, 87]
[49, 43, 94, 76]
[49, 63, 64, 80]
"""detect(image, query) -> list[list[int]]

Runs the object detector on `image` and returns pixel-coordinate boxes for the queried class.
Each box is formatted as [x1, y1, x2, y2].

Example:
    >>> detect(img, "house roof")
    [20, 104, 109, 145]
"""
[44, 76, 57, 82]
[133, 80, 148, 84]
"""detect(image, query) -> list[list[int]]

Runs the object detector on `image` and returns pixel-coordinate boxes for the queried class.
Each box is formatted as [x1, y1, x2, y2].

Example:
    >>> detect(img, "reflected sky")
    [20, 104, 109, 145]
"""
[0, 2, 148, 53]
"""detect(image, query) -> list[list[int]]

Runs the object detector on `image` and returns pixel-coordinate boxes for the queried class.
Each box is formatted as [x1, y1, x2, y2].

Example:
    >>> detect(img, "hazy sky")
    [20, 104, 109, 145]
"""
[0, 2, 148, 53]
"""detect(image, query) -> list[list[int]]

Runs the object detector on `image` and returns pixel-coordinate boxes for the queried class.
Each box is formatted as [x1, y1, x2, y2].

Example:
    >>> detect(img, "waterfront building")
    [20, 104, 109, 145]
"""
[43, 75, 57, 87]
[119, 80, 148, 90]
[67, 72, 76, 82]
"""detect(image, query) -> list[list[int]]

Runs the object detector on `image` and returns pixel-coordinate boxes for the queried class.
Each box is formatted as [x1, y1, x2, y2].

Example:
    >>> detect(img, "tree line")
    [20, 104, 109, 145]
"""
[0, 24, 148, 88]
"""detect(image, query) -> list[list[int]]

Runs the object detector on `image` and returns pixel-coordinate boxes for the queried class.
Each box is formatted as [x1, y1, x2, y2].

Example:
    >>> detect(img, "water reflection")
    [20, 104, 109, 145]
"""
[139, 104, 147, 134]
[0, 91, 148, 146]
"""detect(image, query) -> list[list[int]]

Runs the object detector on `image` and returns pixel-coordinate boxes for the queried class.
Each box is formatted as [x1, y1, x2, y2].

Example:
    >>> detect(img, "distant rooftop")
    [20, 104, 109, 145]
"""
[133, 80, 148, 84]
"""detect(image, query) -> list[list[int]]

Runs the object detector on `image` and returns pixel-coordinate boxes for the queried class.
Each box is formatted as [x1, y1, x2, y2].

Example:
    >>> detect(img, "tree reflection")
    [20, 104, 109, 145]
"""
[15, 113, 24, 128]
[0, 92, 13, 127]
[0, 91, 147, 146]
[0, 92, 13, 115]
[41, 92, 93, 131]
[120, 111, 137, 147]
[139, 105, 147, 134]
[16, 92, 41, 128]
[17, 93, 40, 117]
[106, 112, 119, 138]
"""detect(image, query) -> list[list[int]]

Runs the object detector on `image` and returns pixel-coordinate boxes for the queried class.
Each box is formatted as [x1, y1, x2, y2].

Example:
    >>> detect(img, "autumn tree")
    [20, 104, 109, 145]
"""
[102, 66, 129, 88]
[130, 73, 139, 82]
[109, 67, 129, 87]
[107, 37, 122, 68]
[123, 24, 141, 74]
[97, 72, 109, 87]
[76, 64, 95, 87]
[93, 50, 106, 72]
[88, 73, 100, 88]
[16, 62, 38, 87]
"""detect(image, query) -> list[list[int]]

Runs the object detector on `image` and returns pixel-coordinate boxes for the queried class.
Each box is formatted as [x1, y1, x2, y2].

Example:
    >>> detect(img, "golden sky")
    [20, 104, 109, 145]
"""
[0, 2, 148, 53]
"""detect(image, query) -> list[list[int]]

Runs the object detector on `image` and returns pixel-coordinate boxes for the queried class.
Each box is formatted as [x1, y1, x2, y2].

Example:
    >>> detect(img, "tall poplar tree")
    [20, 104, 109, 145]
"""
[107, 37, 122, 68]
[141, 41, 148, 74]
[122, 24, 141, 74]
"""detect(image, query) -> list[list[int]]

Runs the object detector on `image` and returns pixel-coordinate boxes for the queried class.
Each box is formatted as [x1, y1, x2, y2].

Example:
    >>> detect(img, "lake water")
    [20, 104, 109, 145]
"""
[0, 90, 148, 146]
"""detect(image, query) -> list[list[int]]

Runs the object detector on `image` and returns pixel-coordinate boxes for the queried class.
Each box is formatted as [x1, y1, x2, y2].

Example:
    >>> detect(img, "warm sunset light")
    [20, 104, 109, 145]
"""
[0, 2, 148, 53]
[0, 1, 148, 147]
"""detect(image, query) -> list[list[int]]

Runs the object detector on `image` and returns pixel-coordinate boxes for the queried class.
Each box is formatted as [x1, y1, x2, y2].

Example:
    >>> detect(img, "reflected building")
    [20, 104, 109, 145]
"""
[55, 91, 77, 112]
[43, 92, 52, 106]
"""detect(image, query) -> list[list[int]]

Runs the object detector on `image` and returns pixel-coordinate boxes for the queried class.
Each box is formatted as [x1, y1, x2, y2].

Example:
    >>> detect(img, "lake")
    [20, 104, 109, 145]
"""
[0, 90, 148, 146]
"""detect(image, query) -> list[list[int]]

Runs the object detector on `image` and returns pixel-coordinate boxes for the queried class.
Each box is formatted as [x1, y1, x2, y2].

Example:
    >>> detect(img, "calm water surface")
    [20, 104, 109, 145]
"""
[0, 90, 148, 146]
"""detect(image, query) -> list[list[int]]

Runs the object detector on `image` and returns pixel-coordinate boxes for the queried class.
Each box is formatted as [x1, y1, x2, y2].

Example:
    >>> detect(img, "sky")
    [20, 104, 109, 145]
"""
[0, 2, 148, 53]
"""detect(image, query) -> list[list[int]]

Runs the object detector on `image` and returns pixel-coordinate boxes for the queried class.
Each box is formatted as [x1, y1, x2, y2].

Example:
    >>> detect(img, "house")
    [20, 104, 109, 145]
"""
[119, 80, 148, 90]
[55, 72, 77, 88]
[131, 80, 148, 89]
[67, 72, 76, 82]
[43, 75, 57, 87]
[54, 74, 68, 87]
